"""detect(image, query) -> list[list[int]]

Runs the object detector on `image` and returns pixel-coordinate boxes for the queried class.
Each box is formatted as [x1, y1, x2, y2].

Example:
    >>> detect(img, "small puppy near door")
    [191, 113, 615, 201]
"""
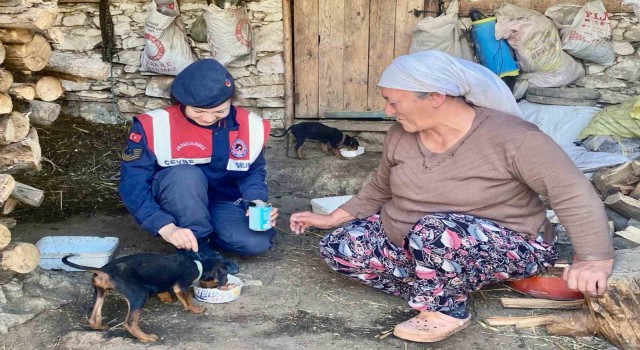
[270, 122, 359, 160]
[63, 253, 227, 342]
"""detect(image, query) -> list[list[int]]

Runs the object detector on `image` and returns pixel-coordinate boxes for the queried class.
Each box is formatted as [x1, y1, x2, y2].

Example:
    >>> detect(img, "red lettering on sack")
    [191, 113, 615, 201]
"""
[145, 33, 165, 61]
[235, 19, 251, 47]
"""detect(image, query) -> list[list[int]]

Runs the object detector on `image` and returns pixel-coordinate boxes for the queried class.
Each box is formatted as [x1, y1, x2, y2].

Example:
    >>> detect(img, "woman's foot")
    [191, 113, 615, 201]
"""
[393, 311, 472, 342]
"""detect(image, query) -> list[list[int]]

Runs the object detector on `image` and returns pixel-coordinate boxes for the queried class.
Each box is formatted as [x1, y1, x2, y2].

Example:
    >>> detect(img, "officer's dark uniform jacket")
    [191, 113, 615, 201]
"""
[119, 104, 271, 235]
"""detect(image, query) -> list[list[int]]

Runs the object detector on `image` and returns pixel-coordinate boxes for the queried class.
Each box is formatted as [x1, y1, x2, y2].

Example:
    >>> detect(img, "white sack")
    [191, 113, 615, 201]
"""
[410, 0, 474, 61]
[140, 1, 195, 75]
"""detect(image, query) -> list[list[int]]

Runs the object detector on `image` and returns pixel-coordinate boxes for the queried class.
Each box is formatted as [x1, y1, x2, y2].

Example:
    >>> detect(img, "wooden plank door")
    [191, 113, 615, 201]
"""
[293, 0, 424, 119]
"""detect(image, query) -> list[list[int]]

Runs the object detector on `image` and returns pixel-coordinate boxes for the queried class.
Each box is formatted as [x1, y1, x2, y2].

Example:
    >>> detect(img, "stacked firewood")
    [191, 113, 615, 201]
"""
[0, 0, 66, 277]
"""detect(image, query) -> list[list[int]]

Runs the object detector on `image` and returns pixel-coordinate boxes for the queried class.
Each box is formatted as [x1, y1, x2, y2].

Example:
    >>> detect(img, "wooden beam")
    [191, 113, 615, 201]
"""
[324, 111, 392, 120]
[500, 298, 584, 310]
[318, 119, 394, 132]
[458, 0, 632, 15]
[282, 0, 294, 128]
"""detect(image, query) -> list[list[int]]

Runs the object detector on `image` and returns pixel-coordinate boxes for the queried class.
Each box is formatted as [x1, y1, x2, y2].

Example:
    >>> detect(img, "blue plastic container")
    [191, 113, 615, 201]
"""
[470, 17, 519, 78]
[248, 202, 272, 231]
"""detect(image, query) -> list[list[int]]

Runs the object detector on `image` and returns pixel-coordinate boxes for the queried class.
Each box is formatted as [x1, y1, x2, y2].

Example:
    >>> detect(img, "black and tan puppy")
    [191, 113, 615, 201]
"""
[270, 122, 359, 160]
[62, 253, 227, 342]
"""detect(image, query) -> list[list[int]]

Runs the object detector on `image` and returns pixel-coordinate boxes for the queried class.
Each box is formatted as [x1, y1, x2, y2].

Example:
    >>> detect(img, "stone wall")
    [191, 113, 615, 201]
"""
[56, 0, 285, 127]
[55, 2, 639, 128]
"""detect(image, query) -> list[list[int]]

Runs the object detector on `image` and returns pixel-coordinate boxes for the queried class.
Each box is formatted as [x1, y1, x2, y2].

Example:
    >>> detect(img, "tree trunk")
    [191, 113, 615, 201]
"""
[10, 112, 30, 142]
[0, 242, 39, 274]
[0, 92, 11, 114]
[0, 113, 15, 145]
[28, 99, 60, 126]
[0, 28, 33, 44]
[11, 182, 44, 207]
[0, 127, 41, 174]
[0, 173, 16, 206]
[0, 68, 13, 93]
[35, 76, 62, 101]
[45, 51, 110, 81]
[0, 7, 58, 31]
[2, 197, 18, 215]
[0, 224, 10, 250]
[8, 82, 35, 100]
[3, 34, 51, 72]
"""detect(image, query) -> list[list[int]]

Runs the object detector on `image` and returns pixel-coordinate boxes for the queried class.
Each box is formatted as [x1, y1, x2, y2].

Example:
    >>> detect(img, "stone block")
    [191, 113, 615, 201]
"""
[254, 22, 283, 52]
[247, 0, 282, 14]
[237, 85, 284, 99]
[145, 76, 174, 98]
[132, 12, 148, 23]
[613, 41, 635, 56]
[598, 89, 632, 104]
[605, 57, 640, 81]
[228, 66, 252, 78]
[612, 28, 624, 41]
[63, 101, 123, 124]
[624, 27, 640, 41]
[114, 49, 142, 66]
[236, 74, 284, 87]
[117, 99, 147, 113]
[257, 54, 284, 74]
[585, 64, 607, 75]
[62, 13, 88, 26]
[122, 37, 145, 49]
[116, 83, 144, 97]
[113, 22, 131, 36]
[60, 80, 92, 92]
[55, 33, 102, 51]
[70, 28, 101, 36]
[256, 98, 285, 108]
[575, 74, 627, 89]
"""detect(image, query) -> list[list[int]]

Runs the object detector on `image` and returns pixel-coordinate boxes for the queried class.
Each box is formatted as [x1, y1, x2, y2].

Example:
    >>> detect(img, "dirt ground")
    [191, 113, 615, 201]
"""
[1, 119, 614, 350]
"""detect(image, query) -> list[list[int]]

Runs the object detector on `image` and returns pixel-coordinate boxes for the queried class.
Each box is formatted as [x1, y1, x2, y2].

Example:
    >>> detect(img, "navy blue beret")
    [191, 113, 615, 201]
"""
[170, 59, 235, 109]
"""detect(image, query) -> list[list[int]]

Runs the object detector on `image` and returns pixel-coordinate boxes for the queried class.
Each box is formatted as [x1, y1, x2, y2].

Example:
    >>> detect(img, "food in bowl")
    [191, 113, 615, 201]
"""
[193, 274, 243, 303]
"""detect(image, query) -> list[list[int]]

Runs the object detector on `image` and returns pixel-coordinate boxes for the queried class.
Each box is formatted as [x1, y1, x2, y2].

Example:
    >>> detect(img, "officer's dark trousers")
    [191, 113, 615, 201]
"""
[152, 164, 275, 256]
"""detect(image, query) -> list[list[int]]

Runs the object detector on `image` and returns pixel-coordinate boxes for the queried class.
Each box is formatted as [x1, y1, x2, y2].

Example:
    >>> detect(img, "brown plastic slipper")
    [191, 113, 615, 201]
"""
[393, 311, 472, 342]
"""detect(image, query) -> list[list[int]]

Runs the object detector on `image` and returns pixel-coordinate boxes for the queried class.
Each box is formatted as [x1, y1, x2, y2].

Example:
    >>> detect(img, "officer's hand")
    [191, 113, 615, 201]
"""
[562, 259, 614, 297]
[158, 223, 199, 252]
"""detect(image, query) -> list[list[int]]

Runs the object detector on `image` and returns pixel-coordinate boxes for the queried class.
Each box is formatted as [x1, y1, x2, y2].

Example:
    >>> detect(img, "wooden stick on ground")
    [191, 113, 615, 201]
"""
[10, 112, 30, 142]
[0, 68, 13, 93]
[35, 76, 62, 101]
[8, 82, 35, 101]
[0, 174, 16, 206]
[28, 100, 60, 126]
[1, 242, 39, 274]
[500, 298, 584, 310]
[0, 92, 12, 114]
[0, 113, 15, 145]
[2, 197, 17, 215]
[11, 181, 44, 207]
[0, 224, 10, 250]
[0, 127, 42, 174]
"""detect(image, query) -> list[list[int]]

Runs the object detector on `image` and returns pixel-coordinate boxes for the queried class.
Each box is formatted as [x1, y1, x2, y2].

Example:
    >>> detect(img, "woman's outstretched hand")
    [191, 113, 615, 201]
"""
[289, 208, 355, 234]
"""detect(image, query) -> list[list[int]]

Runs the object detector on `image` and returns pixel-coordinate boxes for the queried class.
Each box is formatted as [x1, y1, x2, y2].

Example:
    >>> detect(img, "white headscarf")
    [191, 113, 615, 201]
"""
[378, 50, 523, 117]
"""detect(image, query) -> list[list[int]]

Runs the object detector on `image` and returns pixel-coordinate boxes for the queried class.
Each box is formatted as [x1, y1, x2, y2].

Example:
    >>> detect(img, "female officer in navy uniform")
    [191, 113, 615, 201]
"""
[119, 59, 279, 273]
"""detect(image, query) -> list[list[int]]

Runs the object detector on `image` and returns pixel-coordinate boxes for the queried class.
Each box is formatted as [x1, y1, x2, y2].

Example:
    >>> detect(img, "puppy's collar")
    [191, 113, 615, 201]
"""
[193, 260, 203, 283]
[339, 133, 346, 147]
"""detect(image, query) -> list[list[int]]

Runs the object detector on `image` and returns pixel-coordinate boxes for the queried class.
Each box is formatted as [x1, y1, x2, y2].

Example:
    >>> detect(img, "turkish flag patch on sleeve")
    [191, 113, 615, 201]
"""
[129, 132, 142, 143]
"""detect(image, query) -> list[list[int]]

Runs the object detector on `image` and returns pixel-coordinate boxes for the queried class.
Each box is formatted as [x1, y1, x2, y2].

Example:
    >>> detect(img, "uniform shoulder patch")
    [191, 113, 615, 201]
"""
[122, 147, 143, 161]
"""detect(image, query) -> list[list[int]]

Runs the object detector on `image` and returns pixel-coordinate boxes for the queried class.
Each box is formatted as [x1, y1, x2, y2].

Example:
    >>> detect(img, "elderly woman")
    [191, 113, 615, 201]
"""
[289, 51, 614, 343]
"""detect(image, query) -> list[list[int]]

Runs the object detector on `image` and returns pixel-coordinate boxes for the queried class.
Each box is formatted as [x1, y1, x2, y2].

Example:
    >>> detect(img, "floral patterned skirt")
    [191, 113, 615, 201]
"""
[319, 213, 558, 313]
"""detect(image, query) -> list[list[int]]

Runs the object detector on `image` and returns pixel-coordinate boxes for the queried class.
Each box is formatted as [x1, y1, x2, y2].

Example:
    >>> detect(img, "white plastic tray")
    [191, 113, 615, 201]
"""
[36, 236, 119, 271]
[310, 195, 353, 215]
[194, 274, 243, 304]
